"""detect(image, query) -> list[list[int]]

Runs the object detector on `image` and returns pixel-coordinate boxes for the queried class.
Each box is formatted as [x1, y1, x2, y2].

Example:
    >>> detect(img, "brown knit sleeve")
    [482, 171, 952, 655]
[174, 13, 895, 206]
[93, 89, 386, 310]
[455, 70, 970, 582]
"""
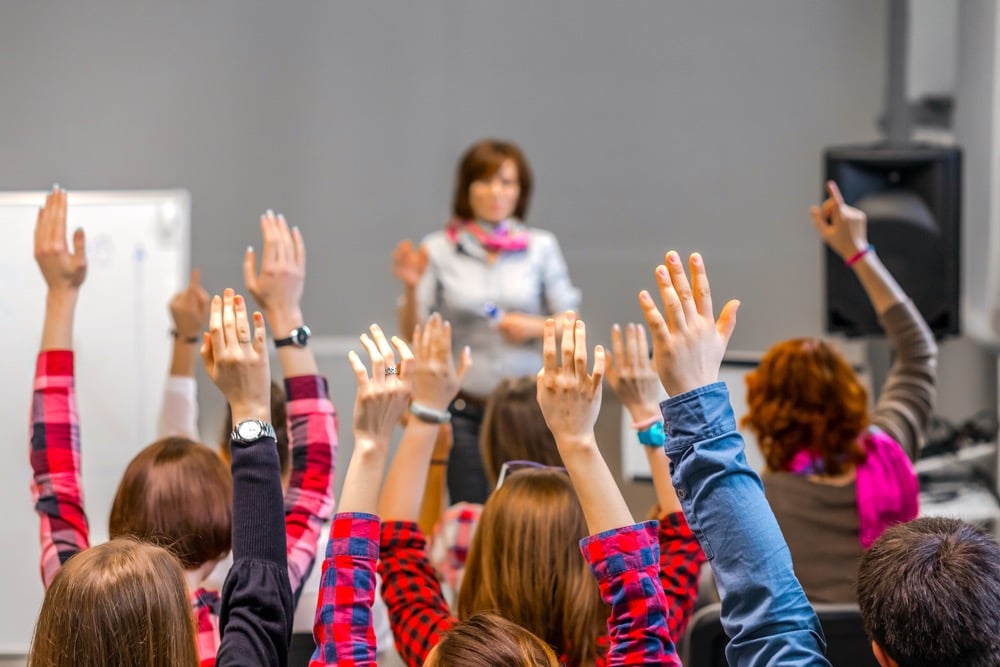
[870, 300, 938, 460]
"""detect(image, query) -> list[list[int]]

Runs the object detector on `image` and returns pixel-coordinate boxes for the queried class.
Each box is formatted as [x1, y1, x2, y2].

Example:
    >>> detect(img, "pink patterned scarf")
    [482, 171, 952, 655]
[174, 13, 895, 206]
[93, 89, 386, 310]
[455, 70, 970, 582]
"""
[787, 429, 918, 549]
[445, 217, 529, 253]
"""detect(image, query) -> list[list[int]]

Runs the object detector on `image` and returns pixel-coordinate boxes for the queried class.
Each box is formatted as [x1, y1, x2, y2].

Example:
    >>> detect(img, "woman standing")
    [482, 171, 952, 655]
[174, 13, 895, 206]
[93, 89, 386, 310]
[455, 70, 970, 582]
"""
[394, 139, 580, 503]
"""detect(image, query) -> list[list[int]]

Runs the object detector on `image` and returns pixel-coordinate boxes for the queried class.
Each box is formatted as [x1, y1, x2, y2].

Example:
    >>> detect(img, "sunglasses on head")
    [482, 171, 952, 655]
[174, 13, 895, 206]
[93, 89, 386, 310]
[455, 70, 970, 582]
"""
[495, 459, 568, 490]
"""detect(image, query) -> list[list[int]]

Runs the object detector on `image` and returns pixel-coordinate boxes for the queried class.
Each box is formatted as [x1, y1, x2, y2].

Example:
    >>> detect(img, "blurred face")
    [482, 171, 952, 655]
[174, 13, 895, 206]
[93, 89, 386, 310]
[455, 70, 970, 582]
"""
[469, 159, 520, 224]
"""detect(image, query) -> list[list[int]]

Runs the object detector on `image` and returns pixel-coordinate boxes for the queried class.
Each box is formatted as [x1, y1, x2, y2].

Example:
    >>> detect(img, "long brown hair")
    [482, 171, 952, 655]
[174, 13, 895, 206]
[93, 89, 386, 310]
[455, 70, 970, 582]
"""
[742, 338, 869, 475]
[452, 139, 534, 221]
[480, 376, 562, 486]
[430, 613, 559, 667]
[29, 538, 199, 667]
[457, 469, 607, 666]
[109, 437, 232, 569]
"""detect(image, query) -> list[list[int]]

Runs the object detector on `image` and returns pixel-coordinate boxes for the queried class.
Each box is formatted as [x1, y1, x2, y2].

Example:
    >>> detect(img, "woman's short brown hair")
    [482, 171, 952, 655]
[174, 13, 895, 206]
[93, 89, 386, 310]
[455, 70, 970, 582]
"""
[452, 139, 534, 221]
[742, 338, 869, 475]
[480, 376, 562, 487]
[457, 469, 607, 665]
[29, 538, 199, 667]
[430, 613, 559, 667]
[109, 437, 232, 569]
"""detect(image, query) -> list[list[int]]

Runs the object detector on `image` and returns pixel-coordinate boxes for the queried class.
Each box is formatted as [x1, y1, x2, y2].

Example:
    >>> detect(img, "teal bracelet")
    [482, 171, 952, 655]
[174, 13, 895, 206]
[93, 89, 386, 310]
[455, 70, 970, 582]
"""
[636, 421, 666, 447]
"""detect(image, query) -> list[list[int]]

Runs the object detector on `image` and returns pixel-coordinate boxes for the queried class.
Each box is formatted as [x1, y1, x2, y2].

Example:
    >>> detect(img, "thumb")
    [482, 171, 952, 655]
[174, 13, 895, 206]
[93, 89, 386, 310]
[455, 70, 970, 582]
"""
[72, 228, 86, 261]
[456, 345, 472, 381]
[243, 246, 257, 292]
[716, 299, 740, 345]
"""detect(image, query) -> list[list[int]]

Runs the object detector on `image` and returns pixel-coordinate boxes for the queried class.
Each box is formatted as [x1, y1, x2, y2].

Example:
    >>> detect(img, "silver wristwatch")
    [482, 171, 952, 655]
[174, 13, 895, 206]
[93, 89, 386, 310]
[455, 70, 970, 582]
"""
[231, 419, 277, 443]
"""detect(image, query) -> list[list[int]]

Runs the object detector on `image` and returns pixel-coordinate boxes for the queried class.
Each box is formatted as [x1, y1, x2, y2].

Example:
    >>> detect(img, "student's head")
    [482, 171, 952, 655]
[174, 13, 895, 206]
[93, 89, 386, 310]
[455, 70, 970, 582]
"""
[29, 538, 198, 667]
[219, 380, 289, 485]
[109, 437, 232, 570]
[452, 139, 533, 223]
[857, 517, 1000, 667]
[424, 613, 559, 667]
[742, 338, 869, 474]
[480, 376, 562, 487]
[457, 468, 607, 665]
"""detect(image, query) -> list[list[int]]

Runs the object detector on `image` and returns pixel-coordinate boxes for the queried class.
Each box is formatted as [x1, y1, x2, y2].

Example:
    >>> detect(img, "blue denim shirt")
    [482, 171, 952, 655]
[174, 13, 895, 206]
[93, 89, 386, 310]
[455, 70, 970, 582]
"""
[662, 382, 831, 667]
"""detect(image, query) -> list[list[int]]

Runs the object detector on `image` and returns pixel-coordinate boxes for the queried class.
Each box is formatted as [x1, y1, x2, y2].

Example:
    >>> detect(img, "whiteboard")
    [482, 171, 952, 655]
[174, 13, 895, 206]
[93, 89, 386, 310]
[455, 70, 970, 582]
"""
[0, 191, 189, 654]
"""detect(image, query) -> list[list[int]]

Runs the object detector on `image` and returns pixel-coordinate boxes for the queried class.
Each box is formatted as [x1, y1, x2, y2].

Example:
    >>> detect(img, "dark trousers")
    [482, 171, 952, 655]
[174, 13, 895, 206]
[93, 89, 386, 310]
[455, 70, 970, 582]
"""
[446, 399, 490, 504]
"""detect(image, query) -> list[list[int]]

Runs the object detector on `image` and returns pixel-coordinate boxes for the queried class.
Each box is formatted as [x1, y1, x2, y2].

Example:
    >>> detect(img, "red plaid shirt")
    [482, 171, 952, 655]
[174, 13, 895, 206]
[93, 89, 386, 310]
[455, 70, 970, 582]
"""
[310, 513, 381, 666]
[378, 512, 701, 666]
[30, 352, 336, 667]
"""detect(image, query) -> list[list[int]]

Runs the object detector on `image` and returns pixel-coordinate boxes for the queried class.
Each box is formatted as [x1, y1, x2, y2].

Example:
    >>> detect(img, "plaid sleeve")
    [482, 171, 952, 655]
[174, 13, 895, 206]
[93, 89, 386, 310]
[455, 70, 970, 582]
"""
[30, 350, 90, 588]
[377, 521, 457, 667]
[310, 513, 380, 667]
[427, 501, 482, 593]
[658, 510, 707, 640]
[284, 375, 338, 596]
[581, 521, 681, 667]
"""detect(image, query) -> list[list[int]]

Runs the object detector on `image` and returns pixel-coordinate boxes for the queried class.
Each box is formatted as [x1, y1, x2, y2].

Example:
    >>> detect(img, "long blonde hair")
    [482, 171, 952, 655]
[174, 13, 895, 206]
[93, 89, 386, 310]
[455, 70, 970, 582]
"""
[457, 469, 607, 665]
[29, 538, 198, 667]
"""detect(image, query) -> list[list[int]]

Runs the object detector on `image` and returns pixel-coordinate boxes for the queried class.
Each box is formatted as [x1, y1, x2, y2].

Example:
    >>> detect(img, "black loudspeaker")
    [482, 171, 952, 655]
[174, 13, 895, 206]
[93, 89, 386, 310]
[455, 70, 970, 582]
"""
[824, 144, 961, 338]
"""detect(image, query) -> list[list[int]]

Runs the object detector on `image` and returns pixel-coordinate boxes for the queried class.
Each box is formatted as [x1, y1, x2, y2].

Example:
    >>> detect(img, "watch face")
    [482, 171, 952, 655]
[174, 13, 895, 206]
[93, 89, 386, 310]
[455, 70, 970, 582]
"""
[236, 420, 264, 440]
[294, 327, 310, 345]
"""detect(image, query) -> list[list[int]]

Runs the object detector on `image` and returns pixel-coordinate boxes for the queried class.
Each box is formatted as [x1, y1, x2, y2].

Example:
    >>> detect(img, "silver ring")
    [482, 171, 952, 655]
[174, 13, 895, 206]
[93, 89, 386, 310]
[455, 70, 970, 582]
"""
[384, 366, 398, 376]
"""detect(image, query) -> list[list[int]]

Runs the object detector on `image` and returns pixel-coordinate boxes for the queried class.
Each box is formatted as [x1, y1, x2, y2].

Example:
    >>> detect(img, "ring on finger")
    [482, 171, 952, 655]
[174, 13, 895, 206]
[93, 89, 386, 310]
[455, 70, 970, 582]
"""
[384, 366, 398, 376]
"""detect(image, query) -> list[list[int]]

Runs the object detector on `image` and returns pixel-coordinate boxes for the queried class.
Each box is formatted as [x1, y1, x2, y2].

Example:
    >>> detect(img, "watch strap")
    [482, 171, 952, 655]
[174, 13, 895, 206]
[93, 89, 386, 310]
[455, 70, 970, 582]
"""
[231, 419, 277, 443]
[410, 401, 452, 424]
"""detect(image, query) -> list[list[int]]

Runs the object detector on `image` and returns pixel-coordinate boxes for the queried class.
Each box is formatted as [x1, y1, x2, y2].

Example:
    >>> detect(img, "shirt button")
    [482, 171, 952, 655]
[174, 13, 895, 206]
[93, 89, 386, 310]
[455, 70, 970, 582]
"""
[676, 488, 687, 500]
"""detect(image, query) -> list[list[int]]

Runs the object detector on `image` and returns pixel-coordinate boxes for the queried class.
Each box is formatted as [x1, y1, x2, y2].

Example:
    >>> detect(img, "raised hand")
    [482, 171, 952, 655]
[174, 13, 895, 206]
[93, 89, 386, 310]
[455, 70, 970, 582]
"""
[411, 313, 471, 410]
[391, 240, 428, 288]
[811, 180, 869, 261]
[34, 186, 87, 293]
[201, 288, 271, 423]
[536, 312, 605, 447]
[497, 311, 543, 344]
[606, 323, 662, 424]
[348, 324, 414, 447]
[639, 251, 739, 398]
[243, 210, 305, 334]
[169, 268, 210, 340]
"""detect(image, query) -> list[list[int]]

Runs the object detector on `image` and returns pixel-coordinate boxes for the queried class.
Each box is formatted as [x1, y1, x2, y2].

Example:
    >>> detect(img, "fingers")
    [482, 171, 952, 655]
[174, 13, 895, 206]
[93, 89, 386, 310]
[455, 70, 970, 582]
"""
[654, 265, 685, 333]
[369, 323, 396, 370]
[51, 187, 67, 247]
[261, 211, 280, 266]
[391, 335, 414, 380]
[688, 253, 713, 319]
[208, 294, 225, 355]
[425, 312, 444, 362]
[636, 323, 651, 366]
[625, 322, 639, 369]
[639, 289, 669, 346]
[542, 318, 557, 379]
[233, 294, 252, 345]
[412, 322, 425, 359]
[276, 213, 293, 265]
[189, 268, 201, 289]
[665, 251, 698, 322]
[291, 224, 306, 269]
[359, 333, 385, 381]
[222, 289, 237, 348]
[591, 344, 606, 390]
[348, 350, 371, 388]
[611, 324, 625, 372]
[251, 311, 267, 354]
[810, 205, 828, 235]
[560, 311, 577, 376]
[456, 344, 472, 380]
[573, 320, 589, 379]
[243, 245, 258, 292]
[826, 180, 845, 207]
[200, 332, 214, 372]
[716, 299, 740, 345]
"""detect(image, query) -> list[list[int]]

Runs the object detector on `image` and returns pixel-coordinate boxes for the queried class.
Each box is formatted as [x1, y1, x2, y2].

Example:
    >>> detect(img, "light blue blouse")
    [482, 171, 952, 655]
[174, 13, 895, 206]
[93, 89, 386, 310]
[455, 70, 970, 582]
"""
[416, 226, 580, 397]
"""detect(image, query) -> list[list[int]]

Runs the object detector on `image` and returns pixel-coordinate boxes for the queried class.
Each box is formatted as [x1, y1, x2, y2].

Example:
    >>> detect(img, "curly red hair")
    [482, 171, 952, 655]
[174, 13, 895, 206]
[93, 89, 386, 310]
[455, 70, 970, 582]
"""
[741, 338, 869, 475]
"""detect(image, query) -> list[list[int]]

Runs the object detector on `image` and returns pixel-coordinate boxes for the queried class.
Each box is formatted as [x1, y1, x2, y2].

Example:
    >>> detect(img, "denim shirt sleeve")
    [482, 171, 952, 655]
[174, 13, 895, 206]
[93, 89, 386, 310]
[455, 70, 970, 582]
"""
[662, 383, 831, 667]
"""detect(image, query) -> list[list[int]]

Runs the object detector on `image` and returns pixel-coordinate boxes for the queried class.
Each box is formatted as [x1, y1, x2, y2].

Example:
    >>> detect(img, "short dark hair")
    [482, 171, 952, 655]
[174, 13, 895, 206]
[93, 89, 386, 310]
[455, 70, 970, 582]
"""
[452, 139, 533, 221]
[856, 517, 1000, 667]
[109, 437, 232, 569]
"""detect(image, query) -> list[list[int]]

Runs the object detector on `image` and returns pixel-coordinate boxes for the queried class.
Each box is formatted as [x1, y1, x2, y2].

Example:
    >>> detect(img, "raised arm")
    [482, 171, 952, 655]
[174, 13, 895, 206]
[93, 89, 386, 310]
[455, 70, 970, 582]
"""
[30, 186, 91, 588]
[204, 289, 292, 667]
[606, 322, 705, 640]
[536, 312, 678, 666]
[640, 251, 829, 667]
[812, 181, 937, 457]
[245, 211, 336, 594]
[311, 325, 412, 667]
[156, 268, 209, 440]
